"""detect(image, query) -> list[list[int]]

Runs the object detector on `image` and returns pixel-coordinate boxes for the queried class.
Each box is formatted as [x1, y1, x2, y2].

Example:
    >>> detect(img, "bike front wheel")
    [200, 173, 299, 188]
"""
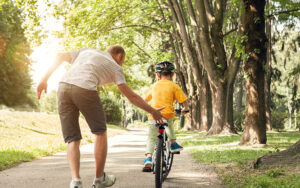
[155, 138, 164, 188]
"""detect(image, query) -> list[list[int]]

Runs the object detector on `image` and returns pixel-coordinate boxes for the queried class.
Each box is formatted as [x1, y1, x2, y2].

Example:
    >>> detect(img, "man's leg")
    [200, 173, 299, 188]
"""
[94, 131, 108, 178]
[68, 140, 81, 179]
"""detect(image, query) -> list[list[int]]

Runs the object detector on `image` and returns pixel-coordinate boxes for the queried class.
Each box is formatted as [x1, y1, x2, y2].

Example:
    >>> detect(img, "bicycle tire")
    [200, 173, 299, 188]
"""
[166, 152, 174, 175]
[155, 138, 163, 188]
[163, 138, 173, 179]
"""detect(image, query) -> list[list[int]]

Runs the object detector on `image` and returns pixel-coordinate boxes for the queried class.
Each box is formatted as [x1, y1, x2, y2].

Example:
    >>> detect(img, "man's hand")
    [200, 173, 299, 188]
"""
[36, 52, 71, 100]
[37, 81, 47, 100]
[117, 83, 166, 123]
[151, 107, 167, 124]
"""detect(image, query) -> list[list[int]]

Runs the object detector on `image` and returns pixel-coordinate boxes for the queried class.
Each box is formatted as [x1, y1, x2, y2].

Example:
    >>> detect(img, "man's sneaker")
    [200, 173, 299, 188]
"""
[70, 179, 82, 188]
[171, 142, 183, 153]
[92, 173, 116, 188]
[142, 157, 152, 172]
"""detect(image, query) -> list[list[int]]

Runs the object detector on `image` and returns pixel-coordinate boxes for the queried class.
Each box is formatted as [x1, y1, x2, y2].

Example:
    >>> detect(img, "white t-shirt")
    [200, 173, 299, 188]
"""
[60, 48, 126, 90]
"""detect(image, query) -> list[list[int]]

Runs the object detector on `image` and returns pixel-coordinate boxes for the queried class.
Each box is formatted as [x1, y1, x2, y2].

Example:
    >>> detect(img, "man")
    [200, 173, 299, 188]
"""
[37, 45, 165, 188]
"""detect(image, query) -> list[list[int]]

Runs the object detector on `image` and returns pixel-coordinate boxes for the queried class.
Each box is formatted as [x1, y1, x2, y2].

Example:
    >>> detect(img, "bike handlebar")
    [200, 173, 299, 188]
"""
[175, 108, 189, 115]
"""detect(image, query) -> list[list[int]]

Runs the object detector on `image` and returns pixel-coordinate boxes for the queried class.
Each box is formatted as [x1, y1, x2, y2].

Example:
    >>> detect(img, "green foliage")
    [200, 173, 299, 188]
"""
[254, 16, 261, 24]
[100, 94, 122, 124]
[0, 149, 54, 171]
[177, 130, 300, 187]
[0, 110, 126, 170]
[271, 111, 288, 130]
[233, 110, 245, 131]
[14, 0, 44, 46]
[266, 169, 282, 178]
[54, 0, 172, 97]
[270, 0, 300, 25]
[190, 148, 270, 164]
[289, 64, 300, 76]
[234, 35, 248, 59]
[254, 48, 261, 54]
[177, 130, 300, 164]
[39, 90, 58, 113]
[243, 174, 300, 188]
[0, 1, 36, 108]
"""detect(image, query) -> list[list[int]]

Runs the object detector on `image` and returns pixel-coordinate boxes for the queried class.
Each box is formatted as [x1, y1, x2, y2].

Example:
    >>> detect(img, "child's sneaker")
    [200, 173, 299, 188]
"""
[171, 142, 183, 153]
[70, 179, 82, 188]
[92, 173, 116, 188]
[142, 157, 152, 172]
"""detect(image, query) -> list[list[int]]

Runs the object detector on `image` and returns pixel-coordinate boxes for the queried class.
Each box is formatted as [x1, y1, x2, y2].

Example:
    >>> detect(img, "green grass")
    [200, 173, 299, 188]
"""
[176, 130, 300, 187]
[0, 110, 126, 171]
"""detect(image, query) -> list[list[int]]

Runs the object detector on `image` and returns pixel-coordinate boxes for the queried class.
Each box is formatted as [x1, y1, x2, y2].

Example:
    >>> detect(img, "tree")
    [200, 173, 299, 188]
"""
[264, 0, 300, 131]
[166, 0, 245, 134]
[0, 0, 36, 107]
[240, 0, 267, 145]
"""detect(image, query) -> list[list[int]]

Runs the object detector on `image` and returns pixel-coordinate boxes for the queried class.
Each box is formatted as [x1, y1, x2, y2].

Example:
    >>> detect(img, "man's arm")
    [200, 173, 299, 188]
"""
[36, 52, 71, 99]
[117, 83, 165, 124]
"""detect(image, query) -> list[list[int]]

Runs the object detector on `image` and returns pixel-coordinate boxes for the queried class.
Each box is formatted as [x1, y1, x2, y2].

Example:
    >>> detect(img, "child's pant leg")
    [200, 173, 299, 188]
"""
[166, 118, 176, 140]
[145, 120, 158, 155]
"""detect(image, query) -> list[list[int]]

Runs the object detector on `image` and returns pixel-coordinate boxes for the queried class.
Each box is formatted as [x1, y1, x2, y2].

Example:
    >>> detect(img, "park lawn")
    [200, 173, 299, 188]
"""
[0, 110, 127, 171]
[176, 130, 300, 188]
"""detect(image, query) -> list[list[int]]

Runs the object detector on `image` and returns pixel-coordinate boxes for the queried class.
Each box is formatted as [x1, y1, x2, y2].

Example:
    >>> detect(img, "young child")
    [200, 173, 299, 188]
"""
[143, 61, 189, 171]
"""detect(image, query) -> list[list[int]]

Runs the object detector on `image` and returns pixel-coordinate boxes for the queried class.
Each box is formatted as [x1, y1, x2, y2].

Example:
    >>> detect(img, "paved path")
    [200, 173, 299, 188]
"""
[0, 129, 224, 188]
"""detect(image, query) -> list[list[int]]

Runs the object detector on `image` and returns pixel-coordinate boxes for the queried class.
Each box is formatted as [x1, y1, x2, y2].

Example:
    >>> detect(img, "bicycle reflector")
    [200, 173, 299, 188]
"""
[158, 129, 164, 133]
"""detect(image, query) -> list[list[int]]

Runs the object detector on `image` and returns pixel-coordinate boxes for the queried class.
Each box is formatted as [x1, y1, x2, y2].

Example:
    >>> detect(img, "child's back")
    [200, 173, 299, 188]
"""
[146, 79, 187, 120]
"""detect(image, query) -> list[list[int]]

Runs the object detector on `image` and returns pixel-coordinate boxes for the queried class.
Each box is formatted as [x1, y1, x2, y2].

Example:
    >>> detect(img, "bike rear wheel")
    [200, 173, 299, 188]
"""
[165, 151, 174, 178]
[155, 138, 164, 188]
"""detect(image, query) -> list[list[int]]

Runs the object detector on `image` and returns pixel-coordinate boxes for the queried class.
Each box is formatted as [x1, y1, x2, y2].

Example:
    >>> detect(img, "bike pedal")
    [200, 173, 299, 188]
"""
[173, 151, 180, 154]
[142, 167, 152, 172]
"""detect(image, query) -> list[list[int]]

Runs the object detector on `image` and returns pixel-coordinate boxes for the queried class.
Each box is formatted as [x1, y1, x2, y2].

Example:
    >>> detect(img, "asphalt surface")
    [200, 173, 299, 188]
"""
[0, 129, 224, 188]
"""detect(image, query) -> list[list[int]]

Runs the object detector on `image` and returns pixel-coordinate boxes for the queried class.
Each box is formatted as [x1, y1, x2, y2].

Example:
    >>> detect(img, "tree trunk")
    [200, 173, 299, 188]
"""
[240, 0, 267, 145]
[169, 0, 211, 131]
[236, 75, 244, 110]
[291, 75, 299, 129]
[294, 109, 297, 130]
[254, 139, 300, 168]
[287, 88, 292, 129]
[207, 83, 227, 135]
[122, 98, 128, 128]
[185, 95, 200, 130]
[265, 0, 272, 131]
[225, 79, 236, 133]
[199, 74, 212, 131]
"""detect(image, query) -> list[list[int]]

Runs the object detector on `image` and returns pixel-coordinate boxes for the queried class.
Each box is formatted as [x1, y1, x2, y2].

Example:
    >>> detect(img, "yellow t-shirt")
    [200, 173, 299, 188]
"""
[145, 80, 188, 120]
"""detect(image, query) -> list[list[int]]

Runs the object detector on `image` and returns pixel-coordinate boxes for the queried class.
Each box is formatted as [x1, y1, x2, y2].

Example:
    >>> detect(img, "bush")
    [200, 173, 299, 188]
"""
[271, 111, 288, 130]
[233, 110, 245, 131]
[100, 95, 122, 124]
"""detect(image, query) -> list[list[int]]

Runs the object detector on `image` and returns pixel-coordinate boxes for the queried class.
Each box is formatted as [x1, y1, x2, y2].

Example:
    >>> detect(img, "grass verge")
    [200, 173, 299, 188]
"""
[0, 110, 127, 171]
[176, 130, 300, 187]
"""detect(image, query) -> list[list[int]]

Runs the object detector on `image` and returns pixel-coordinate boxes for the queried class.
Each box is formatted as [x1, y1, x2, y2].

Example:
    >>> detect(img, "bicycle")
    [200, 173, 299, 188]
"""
[152, 109, 189, 188]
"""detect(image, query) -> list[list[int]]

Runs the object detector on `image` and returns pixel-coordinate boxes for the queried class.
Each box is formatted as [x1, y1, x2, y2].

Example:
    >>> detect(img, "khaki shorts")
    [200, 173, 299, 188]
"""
[57, 83, 106, 143]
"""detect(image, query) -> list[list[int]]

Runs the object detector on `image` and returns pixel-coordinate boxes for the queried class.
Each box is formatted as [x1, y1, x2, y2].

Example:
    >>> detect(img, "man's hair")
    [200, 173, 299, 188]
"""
[107, 45, 125, 58]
